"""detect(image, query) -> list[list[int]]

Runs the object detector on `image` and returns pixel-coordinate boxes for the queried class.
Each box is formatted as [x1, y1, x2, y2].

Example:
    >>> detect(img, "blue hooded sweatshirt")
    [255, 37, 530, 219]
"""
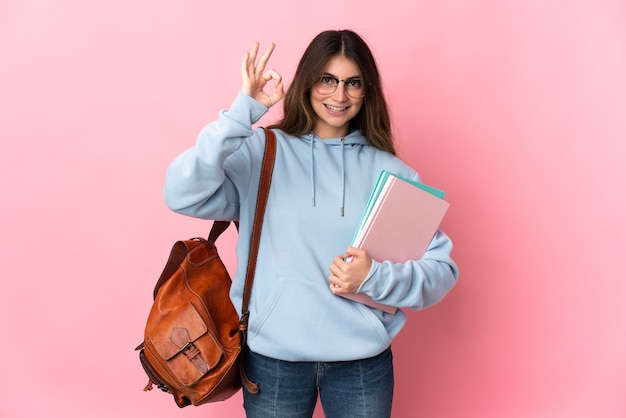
[164, 92, 458, 362]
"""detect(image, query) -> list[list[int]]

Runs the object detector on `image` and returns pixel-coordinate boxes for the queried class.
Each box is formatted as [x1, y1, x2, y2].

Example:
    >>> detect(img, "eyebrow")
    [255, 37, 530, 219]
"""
[322, 72, 361, 80]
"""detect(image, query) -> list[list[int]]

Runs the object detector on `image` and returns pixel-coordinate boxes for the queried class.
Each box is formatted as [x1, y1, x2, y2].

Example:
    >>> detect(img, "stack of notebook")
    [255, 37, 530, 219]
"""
[343, 170, 450, 313]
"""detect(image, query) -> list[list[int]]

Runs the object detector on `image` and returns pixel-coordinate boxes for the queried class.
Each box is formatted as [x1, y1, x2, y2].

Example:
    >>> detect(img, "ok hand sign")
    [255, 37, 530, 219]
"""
[241, 42, 285, 108]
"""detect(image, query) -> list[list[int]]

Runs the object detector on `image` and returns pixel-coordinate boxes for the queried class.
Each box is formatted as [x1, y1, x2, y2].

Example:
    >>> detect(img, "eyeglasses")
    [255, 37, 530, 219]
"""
[314, 75, 365, 98]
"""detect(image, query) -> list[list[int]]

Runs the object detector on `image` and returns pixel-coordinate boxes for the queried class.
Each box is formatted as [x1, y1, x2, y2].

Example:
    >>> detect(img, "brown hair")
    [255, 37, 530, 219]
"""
[269, 30, 396, 155]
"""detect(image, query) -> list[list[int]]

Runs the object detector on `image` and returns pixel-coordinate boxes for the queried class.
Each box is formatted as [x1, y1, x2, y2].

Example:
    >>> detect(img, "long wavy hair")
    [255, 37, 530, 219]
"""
[269, 30, 396, 155]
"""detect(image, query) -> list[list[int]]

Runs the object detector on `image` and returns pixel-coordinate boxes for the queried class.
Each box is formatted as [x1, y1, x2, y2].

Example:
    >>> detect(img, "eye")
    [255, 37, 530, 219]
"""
[346, 78, 362, 89]
[320, 75, 337, 86]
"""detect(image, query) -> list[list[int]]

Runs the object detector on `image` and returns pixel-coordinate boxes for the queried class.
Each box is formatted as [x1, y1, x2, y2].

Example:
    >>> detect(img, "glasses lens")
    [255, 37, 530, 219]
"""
[315, 77, 364, 98]
[315, 76, 337, 95]
[345, 79, 364, 98]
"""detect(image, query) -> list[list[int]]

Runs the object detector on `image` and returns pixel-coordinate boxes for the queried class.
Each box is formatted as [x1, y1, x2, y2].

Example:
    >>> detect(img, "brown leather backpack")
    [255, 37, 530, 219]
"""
[135, 128, 276, 407]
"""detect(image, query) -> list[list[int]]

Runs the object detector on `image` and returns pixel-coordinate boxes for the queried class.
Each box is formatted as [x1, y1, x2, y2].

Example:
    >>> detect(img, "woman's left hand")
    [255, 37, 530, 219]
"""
[328, 247, 372, 295]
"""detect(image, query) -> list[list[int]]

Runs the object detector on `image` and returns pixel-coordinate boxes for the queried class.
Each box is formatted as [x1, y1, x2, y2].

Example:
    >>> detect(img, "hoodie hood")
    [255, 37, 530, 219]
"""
[301, 130, 371, 216]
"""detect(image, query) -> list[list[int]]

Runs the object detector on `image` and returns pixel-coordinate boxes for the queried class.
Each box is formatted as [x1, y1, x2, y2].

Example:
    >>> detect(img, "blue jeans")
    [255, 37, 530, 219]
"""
[242, 346, 394, 418]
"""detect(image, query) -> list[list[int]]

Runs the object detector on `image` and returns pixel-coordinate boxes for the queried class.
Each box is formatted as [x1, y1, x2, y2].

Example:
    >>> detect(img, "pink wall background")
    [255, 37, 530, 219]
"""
[1, 1, 625, 417]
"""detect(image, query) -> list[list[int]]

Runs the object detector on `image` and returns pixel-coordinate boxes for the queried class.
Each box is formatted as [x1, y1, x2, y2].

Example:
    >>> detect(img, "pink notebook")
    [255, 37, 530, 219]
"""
[342, 172, 450, 313]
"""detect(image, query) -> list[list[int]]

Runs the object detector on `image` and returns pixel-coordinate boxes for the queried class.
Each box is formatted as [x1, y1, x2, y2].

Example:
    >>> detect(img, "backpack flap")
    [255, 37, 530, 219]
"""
[147, 302, 224, 386]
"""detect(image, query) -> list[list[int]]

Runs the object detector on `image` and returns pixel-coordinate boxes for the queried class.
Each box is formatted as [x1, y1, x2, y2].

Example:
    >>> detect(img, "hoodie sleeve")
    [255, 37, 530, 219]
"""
[163, 92, 268, 220]
[356, 229, 459, 311]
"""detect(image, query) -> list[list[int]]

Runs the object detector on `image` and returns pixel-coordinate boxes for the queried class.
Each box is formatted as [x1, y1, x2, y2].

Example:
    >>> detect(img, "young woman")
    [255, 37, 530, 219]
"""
[164, 29, 458, 418]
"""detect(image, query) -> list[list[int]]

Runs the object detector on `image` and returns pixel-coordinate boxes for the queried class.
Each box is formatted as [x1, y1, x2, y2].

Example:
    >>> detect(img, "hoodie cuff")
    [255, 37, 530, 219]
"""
[356, 259, 381, 295]
[226, 91, 269, 126]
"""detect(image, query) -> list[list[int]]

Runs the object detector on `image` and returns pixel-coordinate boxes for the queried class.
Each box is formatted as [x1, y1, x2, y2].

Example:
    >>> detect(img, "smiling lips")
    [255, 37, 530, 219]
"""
[325, 104, 349, 113]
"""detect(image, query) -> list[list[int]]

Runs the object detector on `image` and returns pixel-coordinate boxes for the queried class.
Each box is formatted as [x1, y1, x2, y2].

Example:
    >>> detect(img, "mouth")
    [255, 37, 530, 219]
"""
[324, 104, 350, 114]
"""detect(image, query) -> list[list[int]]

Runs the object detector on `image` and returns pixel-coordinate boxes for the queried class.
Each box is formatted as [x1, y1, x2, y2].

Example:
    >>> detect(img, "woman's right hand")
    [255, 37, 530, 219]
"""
[241, 42, 285, 108]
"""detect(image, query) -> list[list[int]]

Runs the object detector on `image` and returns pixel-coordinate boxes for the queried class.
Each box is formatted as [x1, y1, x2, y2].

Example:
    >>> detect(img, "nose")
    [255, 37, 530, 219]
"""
[332, 81, 349, 100]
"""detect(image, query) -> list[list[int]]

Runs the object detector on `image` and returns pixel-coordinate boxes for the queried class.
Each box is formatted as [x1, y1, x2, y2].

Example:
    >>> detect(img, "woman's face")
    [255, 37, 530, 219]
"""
[310, 55, 364, 139]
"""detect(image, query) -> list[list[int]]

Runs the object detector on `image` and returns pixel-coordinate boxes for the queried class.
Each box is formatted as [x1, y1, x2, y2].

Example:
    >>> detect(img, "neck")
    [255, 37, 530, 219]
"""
[312, 127, 348, 139]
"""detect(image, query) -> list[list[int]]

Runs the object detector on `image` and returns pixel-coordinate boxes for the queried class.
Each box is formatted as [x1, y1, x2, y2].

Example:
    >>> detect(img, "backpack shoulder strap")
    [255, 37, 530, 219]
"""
[206, 127, 276, 315]
[241, 127, 276, 316]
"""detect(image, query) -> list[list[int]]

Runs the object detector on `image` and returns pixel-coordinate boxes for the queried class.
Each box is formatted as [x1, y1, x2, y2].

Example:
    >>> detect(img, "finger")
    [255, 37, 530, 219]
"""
[269, 87, 286, 106]
[243, 43, 259, 76]
[346, 246, 365, 258]
[328, 263, 342, 278]
[262, 69, 282, 84]
[334, 256, 349, 270]
[256, 42, 275, 74]
[264, 70, 286, 105]
[328, 274, 343, 290]
[274, 77, 286, 94]
[262, 69, 282, 97]
[329, 281, 348, 295]
[241, 51, 251, 78]
[249, 42, 259, 65]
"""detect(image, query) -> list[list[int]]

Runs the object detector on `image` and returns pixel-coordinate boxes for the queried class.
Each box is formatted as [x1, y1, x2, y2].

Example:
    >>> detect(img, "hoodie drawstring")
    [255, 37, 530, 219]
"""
[309, 132, 346, 217]
[340, 137, 345, 217]
[310, 134, 316, 207]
